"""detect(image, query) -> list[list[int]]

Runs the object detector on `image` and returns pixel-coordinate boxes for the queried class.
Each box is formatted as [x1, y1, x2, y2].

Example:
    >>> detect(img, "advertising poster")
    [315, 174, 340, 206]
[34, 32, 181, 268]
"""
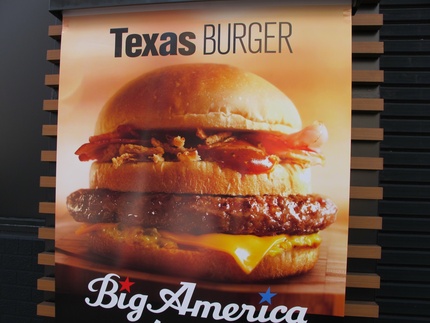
[55, 1, 351, 322]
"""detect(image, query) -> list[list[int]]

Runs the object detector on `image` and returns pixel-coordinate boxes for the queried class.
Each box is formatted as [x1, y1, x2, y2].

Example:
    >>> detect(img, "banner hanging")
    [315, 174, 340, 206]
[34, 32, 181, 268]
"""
[55, 1, 352, 322]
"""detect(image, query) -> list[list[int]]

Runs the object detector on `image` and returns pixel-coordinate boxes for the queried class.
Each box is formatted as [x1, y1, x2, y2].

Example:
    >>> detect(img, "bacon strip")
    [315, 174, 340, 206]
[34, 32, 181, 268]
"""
[74, 122, 328, 174]
[244, 121, 328, 155]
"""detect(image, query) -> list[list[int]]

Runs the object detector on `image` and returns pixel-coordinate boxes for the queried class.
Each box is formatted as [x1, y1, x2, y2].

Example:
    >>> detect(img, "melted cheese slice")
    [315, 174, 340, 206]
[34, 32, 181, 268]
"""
[77, 223, 320, 274]
[161, 231, 321, 274]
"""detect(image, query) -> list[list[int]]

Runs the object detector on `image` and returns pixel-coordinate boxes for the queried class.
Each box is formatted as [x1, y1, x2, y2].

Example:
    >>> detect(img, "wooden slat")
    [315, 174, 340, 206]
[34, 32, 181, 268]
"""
[351, 157, 384, 170]
[352, 98, 384, 111]
[348, 245, 382, 259]
[345, 301, 379, 318]
[352, 14, 383, 28]
[46, 49, 60, 62]
[43, 99, 58, 111]
[346, 273, 380, 289]
[42, 125, 57, 136]
[39, 202, 55, 214]
[40, 25, 60, 322]
[350, 186, 383, 200]
[41, 150, 56, 162]
[40, 176, 56, 188]
[38, 226, 55, 240]
[352, 70, 384, 83]
[352, 41, 384, 55]
[352, 128, 384, 141]
[38, 251, 55, 266]
[48, 25, 62, 38]
[349, 215, 383, 230]
[38, 277, 55, 292]
[45, 74, 59, 87]
[37, 301, 55, 318]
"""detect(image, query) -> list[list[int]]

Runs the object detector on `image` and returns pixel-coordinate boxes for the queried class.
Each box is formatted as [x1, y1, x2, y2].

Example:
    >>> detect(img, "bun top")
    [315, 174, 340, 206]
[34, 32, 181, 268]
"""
[95, 63, 301, 135]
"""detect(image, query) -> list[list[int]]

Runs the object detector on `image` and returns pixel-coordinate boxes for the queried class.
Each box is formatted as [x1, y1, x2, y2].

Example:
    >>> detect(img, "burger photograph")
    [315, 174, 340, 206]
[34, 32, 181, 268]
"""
[66, 63, 337, 282]
[54, 1, 351, 318]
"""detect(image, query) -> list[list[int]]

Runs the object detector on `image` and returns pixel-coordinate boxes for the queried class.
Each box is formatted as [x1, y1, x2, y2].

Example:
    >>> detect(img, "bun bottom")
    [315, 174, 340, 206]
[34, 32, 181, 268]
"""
[87, 229, 320, 282]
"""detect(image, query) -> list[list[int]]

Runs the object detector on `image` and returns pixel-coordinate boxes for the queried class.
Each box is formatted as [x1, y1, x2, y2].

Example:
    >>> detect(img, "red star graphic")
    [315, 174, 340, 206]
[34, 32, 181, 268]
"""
[119, 277, 135, 293]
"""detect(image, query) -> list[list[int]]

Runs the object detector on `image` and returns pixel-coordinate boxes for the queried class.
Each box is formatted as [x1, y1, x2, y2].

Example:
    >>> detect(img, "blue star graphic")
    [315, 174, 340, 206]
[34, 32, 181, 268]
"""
[259, 287, 277, 304]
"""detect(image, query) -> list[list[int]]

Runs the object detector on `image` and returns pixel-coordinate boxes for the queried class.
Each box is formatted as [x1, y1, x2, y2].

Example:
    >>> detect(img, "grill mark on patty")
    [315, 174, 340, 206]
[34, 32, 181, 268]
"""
[66, 189, 337, 236]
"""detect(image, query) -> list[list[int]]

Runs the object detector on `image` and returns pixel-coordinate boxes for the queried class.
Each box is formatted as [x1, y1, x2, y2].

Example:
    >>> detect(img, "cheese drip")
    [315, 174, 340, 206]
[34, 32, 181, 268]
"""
[161, 231, 321, 274]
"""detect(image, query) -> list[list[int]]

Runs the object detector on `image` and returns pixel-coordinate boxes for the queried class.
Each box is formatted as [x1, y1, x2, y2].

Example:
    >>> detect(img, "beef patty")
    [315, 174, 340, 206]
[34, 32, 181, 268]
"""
[67, 189, 337, 236]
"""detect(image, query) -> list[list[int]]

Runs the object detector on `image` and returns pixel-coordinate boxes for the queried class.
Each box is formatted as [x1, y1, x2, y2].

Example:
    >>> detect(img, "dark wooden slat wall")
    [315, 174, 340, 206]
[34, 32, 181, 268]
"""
[378, 0, 430, 322]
